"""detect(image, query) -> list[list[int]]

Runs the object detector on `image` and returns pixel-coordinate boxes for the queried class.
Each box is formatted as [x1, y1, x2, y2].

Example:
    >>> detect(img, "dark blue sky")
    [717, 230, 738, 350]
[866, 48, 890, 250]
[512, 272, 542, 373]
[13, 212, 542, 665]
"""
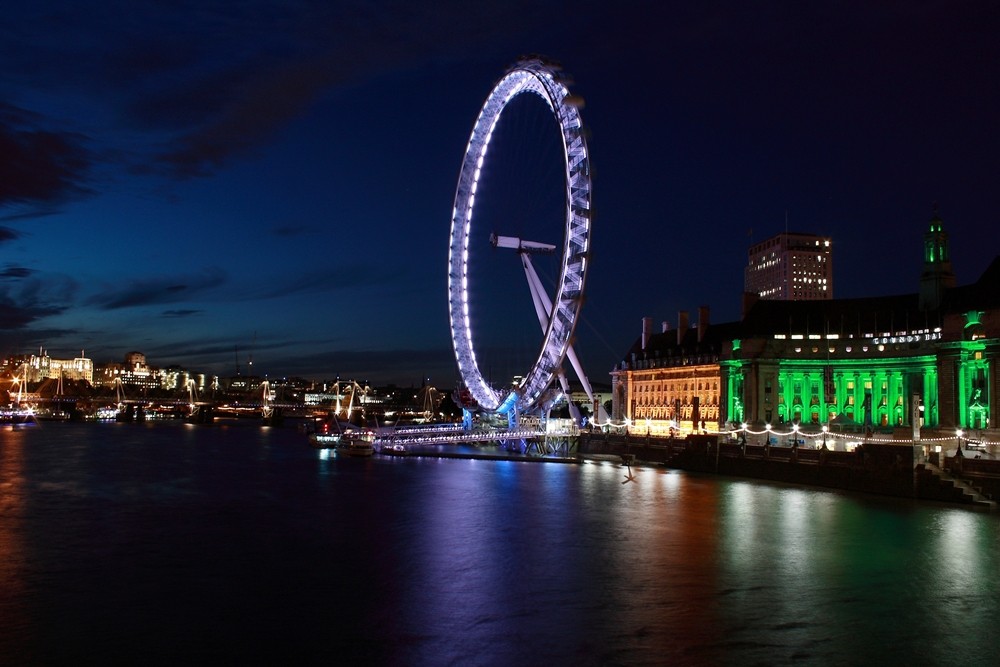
[2, 1, 999, 386]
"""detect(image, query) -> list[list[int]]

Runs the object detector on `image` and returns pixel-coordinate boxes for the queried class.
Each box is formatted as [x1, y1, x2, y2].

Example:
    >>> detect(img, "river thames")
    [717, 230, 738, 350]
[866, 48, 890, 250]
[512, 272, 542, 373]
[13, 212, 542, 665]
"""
[1, 420, 997, 665]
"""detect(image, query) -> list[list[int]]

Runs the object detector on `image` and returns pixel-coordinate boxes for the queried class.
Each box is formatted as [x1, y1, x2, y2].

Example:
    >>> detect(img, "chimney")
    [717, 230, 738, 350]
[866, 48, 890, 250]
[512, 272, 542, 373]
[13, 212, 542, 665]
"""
[698, 305, 710, 343]
[741, 291, 759, 319]
[661, 320, 670, 334]
[677, 310, 689, 346]
[641, 317, 652, 350]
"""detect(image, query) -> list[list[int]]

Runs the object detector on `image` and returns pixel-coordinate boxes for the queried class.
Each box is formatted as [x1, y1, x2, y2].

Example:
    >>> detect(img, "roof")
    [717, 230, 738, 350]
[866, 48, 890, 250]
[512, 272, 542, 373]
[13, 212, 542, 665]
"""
[941, 255, 1000, 311]
[617, 255, 1000, 368]
[738, 293, 931, 338]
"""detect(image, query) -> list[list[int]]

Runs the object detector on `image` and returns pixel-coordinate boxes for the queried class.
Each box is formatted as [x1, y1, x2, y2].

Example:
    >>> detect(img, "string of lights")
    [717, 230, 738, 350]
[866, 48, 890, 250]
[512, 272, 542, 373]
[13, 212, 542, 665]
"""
[607, 418, 994, 446]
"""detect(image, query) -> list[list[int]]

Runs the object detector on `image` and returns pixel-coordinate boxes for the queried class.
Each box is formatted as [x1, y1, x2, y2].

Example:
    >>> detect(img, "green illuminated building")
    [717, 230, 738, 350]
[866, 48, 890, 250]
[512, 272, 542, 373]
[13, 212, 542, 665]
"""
[723, 212, 995, 433]
[614, 212, 1000, 437]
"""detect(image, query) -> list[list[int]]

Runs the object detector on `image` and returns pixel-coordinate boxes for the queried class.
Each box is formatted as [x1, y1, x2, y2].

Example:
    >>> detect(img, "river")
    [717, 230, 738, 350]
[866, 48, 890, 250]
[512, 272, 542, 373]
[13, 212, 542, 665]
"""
[1, 420, 997, 665]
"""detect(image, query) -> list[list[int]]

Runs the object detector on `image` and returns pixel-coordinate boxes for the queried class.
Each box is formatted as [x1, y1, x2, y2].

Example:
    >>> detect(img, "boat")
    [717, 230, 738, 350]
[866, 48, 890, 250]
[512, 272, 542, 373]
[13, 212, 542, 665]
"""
[307, 417, 348, 448]
[0, 407, 37, 425]
[308, 415, 375, 454]
[34, 407, 70, 421]
[309, 432, 342, 448]
[340, 431, 375, 456]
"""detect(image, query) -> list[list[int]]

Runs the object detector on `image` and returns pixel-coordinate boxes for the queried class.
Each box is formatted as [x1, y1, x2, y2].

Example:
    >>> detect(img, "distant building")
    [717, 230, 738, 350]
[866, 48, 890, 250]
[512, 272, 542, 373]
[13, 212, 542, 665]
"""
[2, 350, 93, 385]
[49, 356, 94, 384]
[745, 232, 832, 301]
[567, 381, 612, 418]
[159, 365, 209, 393]
[94, 351, 159, 390]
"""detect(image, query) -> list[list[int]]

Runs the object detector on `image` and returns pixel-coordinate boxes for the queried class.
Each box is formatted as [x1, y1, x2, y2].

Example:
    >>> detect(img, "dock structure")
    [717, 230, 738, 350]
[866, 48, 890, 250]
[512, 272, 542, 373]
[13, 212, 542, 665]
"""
[578, 431, 999, 509]
[374, 423, 579, 458]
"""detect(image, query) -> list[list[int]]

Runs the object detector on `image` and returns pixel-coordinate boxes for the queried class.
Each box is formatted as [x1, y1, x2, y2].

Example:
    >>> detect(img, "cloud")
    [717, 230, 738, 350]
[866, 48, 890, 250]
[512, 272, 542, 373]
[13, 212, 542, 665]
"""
[0, 277, 76, 331]
[120, 3, 575, 178]
[1, 3, 592, 186]
[272, 223, 313, 238]
[0, 300, 65, 330]
[263, 346, 459, 385]
[0, 208, 61, 223]
[0, 266, 32, 279]
[87, 268, 227, 310]
[0, 228, 21, 244]
[0, 326, 82, 359]
[161, 309, 202, 318]
[152, 51, 365, 178]
[0, 270, 78, 332]
[247, 265, 398, 300]
[0, 103, 92, 208]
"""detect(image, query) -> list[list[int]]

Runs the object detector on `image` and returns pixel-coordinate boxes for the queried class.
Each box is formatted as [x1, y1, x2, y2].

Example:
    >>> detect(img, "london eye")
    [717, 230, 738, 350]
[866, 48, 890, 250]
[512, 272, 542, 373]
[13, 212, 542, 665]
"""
[447, 57, 597, 423]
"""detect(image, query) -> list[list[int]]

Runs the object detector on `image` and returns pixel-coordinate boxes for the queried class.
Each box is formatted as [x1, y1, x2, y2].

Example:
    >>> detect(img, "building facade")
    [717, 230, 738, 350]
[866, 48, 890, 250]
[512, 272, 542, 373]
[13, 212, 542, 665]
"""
[615, 214, 998, 440]
[2, 350, 94, 385]
[611, 307, 737, 435]
[744, 232, 832, 301]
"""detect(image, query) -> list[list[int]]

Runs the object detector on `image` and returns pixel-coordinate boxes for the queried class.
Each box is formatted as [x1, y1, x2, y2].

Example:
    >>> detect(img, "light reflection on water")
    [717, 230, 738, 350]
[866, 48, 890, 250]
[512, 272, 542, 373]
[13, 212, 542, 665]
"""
[1, 422, 998, 665]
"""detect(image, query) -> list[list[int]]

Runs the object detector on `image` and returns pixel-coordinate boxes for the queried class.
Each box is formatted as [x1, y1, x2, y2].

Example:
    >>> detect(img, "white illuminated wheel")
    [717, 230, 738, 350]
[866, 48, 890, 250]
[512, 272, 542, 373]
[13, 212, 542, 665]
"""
[447, 57, 591, 413]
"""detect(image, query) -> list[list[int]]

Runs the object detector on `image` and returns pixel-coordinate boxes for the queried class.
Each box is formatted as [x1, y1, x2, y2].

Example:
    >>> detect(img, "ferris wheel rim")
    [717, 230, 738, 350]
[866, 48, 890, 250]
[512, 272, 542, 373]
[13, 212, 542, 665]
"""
[447, 57, 592, 413]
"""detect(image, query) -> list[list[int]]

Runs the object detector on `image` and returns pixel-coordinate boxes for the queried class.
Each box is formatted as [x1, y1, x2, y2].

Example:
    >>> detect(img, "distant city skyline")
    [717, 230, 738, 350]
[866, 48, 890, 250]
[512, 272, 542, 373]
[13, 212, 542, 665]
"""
[3, 3, 1000, 385]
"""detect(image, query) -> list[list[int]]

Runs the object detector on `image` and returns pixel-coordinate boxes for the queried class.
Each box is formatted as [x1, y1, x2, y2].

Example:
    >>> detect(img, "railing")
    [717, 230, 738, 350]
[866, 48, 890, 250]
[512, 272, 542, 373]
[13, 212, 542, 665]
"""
[946, 456, 1000, 476]
[375, 428, 548, 447]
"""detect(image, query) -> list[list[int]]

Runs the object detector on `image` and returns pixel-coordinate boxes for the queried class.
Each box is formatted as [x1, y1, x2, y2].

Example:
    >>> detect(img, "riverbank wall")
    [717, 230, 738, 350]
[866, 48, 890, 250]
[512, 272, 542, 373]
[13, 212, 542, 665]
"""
[578, 432, 995, 507]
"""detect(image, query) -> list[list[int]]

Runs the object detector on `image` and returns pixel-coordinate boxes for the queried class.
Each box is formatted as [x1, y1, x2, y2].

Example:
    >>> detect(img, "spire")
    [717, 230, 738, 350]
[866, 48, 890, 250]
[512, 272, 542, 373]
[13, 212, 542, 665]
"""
[919, 204, 956, 310]
[929, 201, 943, 232]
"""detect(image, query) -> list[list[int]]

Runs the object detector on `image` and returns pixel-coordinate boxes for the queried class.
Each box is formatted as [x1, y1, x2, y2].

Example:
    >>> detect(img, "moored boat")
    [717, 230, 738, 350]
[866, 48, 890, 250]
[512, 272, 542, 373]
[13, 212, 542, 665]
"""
[308, 416, 375, 453]
[35, 408, 70, 421]
[309, 432, 342, 448]
[0, 407, 37, 425]
[340, 431, 375, 456]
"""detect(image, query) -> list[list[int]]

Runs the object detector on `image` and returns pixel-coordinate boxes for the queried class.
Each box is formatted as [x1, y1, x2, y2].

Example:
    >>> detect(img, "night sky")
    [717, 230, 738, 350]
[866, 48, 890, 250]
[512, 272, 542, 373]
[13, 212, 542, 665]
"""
[2, 2, 999, 387]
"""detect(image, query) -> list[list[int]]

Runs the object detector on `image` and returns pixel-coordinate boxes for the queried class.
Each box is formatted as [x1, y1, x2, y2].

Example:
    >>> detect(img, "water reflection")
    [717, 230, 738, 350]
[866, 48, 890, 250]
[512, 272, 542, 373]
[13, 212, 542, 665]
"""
[3, 424, 999, 665]
[0, 428, 29, 655]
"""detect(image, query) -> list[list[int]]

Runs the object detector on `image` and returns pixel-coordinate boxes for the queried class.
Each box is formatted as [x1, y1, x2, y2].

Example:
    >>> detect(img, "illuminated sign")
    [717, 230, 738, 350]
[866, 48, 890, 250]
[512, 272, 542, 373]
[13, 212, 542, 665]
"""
[871, 332, 942, 345]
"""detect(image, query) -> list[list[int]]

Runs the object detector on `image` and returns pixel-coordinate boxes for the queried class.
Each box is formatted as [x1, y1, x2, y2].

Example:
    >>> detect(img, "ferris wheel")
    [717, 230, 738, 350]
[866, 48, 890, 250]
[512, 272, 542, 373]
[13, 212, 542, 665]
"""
[447, 57, 599, 420]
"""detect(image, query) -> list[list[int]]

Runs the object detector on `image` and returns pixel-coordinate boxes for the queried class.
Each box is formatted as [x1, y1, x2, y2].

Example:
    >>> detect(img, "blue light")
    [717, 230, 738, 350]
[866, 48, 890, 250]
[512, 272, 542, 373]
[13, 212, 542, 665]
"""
[496, 390, 519, 414]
